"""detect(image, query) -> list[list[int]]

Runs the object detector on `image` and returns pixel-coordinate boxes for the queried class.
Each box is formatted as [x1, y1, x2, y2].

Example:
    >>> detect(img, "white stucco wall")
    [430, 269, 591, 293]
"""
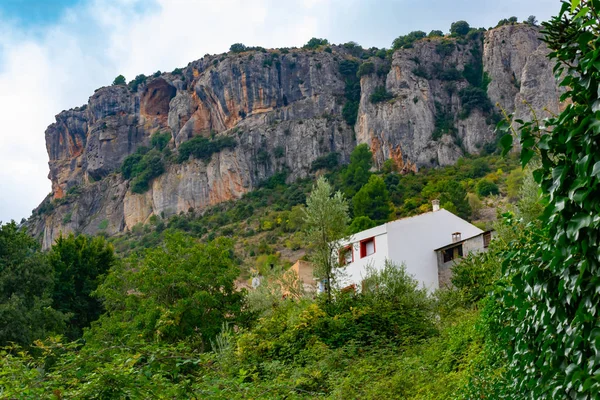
[336, 224, 389, 288]
[386, 209, 482, 290]
[334, 209, 483, 291]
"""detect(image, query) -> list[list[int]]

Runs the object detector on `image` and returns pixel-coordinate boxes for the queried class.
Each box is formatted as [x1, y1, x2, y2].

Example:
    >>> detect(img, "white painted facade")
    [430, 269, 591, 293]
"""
[335, 209, 485, 291]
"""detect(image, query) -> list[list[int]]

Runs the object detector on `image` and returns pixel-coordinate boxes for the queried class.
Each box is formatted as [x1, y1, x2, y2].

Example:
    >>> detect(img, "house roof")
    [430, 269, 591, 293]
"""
[433, 230, 493, 252]
[343, 209, 483, 246]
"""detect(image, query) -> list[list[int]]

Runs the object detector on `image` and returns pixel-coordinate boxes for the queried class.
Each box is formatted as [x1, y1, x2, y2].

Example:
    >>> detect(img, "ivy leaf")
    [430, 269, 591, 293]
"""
[592, 161, 600, 177]
[500, 134, 513, 156]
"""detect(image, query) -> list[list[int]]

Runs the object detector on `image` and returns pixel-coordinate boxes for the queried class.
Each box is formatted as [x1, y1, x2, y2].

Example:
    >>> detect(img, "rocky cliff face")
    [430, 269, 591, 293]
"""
[29, 24, 562, 248]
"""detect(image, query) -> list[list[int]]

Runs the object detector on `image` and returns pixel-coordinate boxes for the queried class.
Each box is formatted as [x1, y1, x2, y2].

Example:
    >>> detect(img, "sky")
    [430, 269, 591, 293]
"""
[0, 0, 560, 223]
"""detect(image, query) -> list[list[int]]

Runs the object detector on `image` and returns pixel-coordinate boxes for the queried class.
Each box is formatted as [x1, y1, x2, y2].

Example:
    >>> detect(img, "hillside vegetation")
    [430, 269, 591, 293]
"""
[2, 4, 599, 398]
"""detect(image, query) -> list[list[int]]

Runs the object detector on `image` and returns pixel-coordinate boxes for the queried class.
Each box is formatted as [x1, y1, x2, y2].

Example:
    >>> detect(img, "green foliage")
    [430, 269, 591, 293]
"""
[112, 74, 126, 85]
[310, 152, 339, 172]
[458, 86, 493, 118]
[339, 59, 361, 126]
[341, 143, 373, 197]
[303, 37, 329, 50]
[150, 131, 171, 151]
[48, 234, 116, 340]
[349, 215, 377, 234]
[476, 178, 499, 197]
[429, 30, 444, 37]
[369, 86, 394, 103]
[177, 135, 237, 163]
[492, 3, 600, 397]
[356, 61, 374, 77]
[391, 31, 426, 50]
[91, 232, 246, 346]
[128, 74, 147, 92]
[352, 175, 393, 224]
[0, 222, 66, 346]
[303, 177, 349, 300]
[229, 43, 247, 53]
[120, 132, 174, 193]
[433, 101, 457, 139]
[526, 15, 538, 26]
[450, 20, 470, 36]
[435, 40, 455, 57]
[128, 149, 165, 193]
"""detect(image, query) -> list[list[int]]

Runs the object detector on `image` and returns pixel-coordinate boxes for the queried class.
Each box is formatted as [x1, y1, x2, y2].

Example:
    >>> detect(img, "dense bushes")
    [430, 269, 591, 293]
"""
[339, 60, 361, 126]
[310, 152, 339, 171]
[392, 30, 426, 50]
[356, 61, 374, 77]
[177, 135, 237, 163]
[370, 86, 394, 103]
[120, 132, 173, 193]
[458, 86, 493, 117]
[121, 147, 165, 193]
[303, 37, 329, 50]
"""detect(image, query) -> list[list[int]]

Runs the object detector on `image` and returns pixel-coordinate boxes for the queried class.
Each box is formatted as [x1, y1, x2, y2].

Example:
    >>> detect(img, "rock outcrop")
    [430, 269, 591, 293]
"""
[29, 24, 562, 248]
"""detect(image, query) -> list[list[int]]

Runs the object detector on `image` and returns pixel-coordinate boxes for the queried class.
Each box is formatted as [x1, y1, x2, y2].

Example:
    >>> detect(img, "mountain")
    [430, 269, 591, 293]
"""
[27, 24, 562, 249]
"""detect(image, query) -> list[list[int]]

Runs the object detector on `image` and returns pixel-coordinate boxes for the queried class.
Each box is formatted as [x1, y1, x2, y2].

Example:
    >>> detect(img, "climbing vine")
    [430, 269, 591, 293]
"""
[498, 1, 600, 397]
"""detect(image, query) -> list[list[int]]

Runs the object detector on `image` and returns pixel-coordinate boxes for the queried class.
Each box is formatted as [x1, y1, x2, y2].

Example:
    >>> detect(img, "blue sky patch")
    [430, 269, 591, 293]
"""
[0, 0, 82, 27]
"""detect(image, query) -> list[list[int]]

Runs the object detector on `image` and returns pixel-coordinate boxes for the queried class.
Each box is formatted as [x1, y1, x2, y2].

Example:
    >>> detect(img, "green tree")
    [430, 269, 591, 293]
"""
[229, 43, 247, 53]
[341, 144, 373, 197]
[428, 30, 444, 37]
[450, 20, 470, 36]
[48, 234, 116, 340]
[303, 177, 350, 301]
[0, 222, 66, 345]
[392, 31, 426, 50]
[303, 37, 329, 49]
[353, 175, 393, 224]
[526, 15, 538, 26]
[495, 2, 600, 397]
[476, 178, 499, 197]
[349, 215, 377, 234]
[112, 75, 126, 85]
[90, 233, 245, 347]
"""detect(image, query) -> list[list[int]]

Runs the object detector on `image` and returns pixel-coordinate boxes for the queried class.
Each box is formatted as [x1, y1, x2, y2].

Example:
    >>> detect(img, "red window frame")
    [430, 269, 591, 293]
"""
[339, 245, 354, 265]
[360, 237, 376, 258]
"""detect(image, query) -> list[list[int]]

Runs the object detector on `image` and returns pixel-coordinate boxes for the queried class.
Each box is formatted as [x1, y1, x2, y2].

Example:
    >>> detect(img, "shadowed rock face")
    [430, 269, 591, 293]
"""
[31, 25, 561, 248]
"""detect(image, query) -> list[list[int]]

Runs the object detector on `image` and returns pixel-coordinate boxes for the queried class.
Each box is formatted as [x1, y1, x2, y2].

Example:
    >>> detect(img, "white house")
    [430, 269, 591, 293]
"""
[336, 201, 492, 291]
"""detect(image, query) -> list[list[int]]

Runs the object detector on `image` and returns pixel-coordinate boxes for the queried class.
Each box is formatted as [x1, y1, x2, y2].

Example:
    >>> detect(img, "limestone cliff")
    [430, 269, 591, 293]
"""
[29, 24, 562, 248]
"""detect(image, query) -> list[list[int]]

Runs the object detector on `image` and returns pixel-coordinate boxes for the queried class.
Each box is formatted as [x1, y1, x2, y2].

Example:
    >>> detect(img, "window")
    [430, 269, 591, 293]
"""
[339, 245, 353, 265]
[442, 244, 463, 263]
[360, 237, 376, 258]
[483, 232, 491, 248]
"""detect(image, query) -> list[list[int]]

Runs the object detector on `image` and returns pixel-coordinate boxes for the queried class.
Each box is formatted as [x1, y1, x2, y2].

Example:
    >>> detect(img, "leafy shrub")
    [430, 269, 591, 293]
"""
[150, 131, 171, 151]
[435, 40, 455, 57]
[356, 62, 374, 78]
[339, 60, 361, 125]
[370, 86, 394, 103]
[450, 20, 470, 36]
[229, 43, 247, 53]
[412, 65, 430, 79]
[310, 152, 339, 171]
[128, 74, 147, 92]
[432, 101, 456, 139]
[303, 37, 329, 50]
[112, 75, 126, 85]
[437, 66, 462, 81]
[429, 30, 444, 37]
[392, 31, 426, 50]
[177, 136, 237, 163]
[476, 178, 499, 197]
[458, 86, 493, 117]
